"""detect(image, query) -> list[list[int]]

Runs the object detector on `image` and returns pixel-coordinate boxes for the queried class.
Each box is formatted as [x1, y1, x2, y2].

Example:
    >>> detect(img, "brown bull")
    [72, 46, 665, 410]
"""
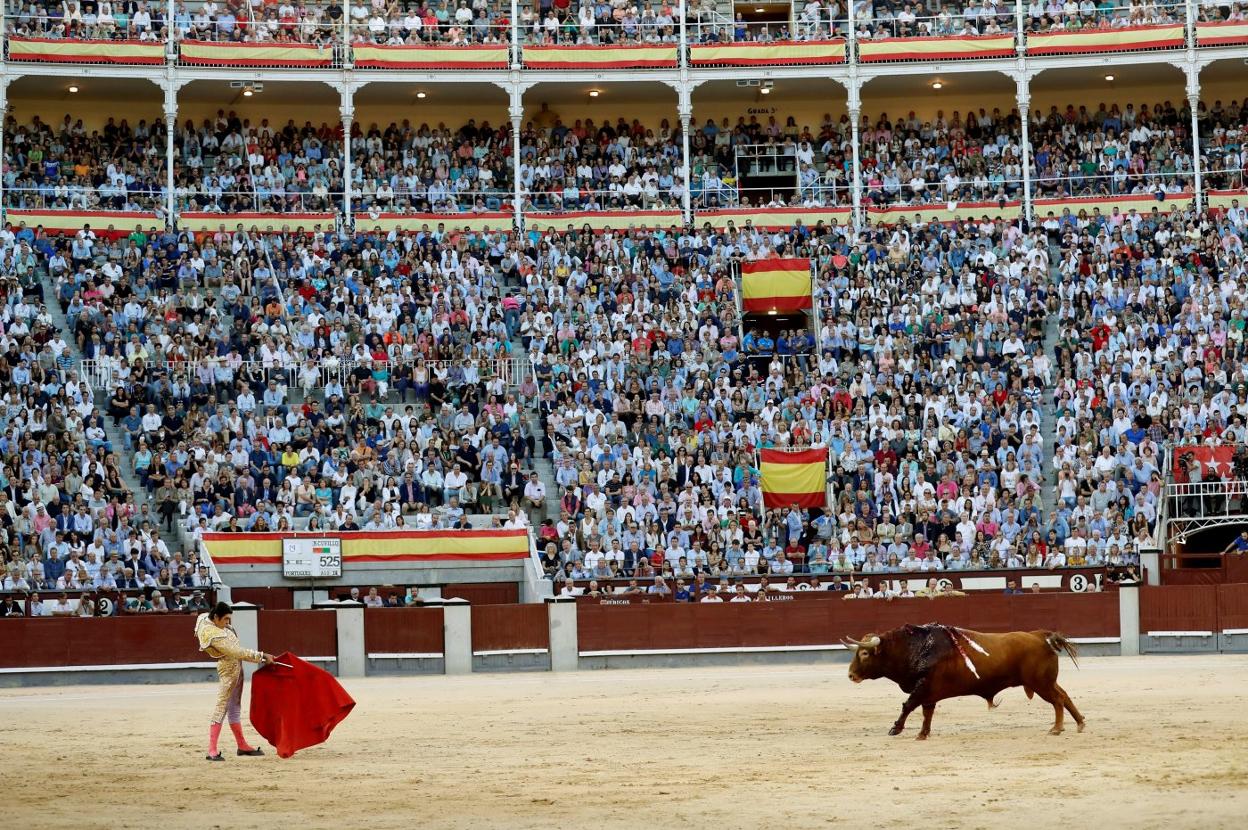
[845, 623, 1085, 739]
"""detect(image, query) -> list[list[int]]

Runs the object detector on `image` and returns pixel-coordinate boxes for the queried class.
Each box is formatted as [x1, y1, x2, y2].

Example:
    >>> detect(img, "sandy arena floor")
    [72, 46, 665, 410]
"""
[1, 656, 1246, 829]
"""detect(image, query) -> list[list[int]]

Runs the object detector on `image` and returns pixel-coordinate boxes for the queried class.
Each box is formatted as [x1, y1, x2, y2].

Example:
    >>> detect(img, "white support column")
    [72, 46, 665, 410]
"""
[341, 85, 355, 228]
[545, 597, 579, 671]
[1118, 584, 1141, 657]
[1017, 74, 1032, 224]
[848, 84, 862, 235]
[679, 85, 693, 226]
[166, 0, 176, 60]
[343, 0, 352, 67]
[229, 602, 261, 680]
[1015, 0, 1024, 57]
[510, 87, 524, 233]
[1187, 66, 1203, 212]
[163, 81, 178, 231]
[678, 0, 687, 67]
[1140, 546, 1161, 587]
[334, 601, 366, 677]
[442, 599, 473, 675]
[510, 0, 520, 68]
[0, 80, 8, 221]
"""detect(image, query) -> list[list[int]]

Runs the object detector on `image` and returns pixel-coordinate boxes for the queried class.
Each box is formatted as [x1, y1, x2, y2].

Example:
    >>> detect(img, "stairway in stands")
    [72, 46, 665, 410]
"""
[42, 273, 192, 560]
[1037, 256, 1063, 510]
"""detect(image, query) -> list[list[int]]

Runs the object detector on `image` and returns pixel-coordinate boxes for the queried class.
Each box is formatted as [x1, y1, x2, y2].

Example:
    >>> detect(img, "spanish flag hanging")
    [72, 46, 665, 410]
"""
[740, 258, 814, 313]
[760, 448, 828, 509]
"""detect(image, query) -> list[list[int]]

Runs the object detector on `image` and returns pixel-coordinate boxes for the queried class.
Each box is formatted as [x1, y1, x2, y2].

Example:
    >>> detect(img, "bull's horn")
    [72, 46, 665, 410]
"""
[863, 635, 881, 648]
[840, 638, 860, 652]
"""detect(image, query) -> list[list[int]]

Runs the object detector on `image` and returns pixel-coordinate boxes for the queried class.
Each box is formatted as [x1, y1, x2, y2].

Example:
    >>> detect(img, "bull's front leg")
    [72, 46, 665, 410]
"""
[889, 686, 928, 736]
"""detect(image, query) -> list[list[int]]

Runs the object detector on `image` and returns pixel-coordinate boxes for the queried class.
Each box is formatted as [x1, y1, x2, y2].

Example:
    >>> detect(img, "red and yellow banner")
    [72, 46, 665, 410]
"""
[760, 448, 827, 509]
[354, 212, 513, 234]
[179, 212, 336, 233]
[1208, 190, 1248, 212]
[180, 40, 333, 67]
[857, 34, 1015, 62]
[351, 43, 509, 69]
[6, 209, 160, 238]
[8, 37, 165, 64]
[741, 257, 812, 313]
[1196, 21, 1248, 47]
[1026, 24, 1184, 55]
[695, 207, 851, 231]
[524, 210, 682, 233]
[867, 201, 1021, 225]
[1032, 193, 1194, 218]
[522, 44, 677, 68]
[689, 39, 845, 66]
[205, 529, 531, 566]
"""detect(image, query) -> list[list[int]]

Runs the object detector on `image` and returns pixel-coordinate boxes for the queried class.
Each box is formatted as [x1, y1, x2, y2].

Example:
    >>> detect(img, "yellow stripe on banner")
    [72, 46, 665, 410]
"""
[9, 39, 164, 58]
[690, 41, 845, 63]
[523, 212, 683, 232]
[180, 42, 330, 63]
[206, 532, 531, 562]
[351, 45, 509, 65]
[742, 269, 811, 300]
[1208, 191, 1248, 210]
[1196, 22, 1248, 44]
[6, 210, 159, 231]
[868, 203, 1022, 224]
[696, 208, 852, 230]
[760, 461, 825, 495]
[353, 213, 513, 233]
[1028, 25, 1183, 50]
[858, 35, 1014, 58]
[179, 213, 336, 233]
[1033, 195, 1194, 217]
[524, 46, 677, 65]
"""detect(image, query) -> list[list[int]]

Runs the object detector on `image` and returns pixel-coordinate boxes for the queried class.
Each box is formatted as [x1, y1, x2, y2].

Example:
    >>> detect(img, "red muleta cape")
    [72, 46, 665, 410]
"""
[250, 652, 355, 758]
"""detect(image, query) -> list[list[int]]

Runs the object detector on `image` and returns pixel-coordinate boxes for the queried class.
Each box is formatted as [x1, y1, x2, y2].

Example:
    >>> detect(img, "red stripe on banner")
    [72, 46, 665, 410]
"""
[202, 529, 528, 542]
[859, 48, 1015, 61]
[742, 296, 813, 313]
[353, 60, 506, 68]
[1027, 38, 1181, 55]
[1198, 35, 1248, 46]
[763, 491, 827, 509]
[760, 448, 827, 465]
[9, 51, 164, 64]
[741, 258, 810, 274]
[215, 552, 526, 564]
[689, 54, 845, 65]
[523, 59, 677, 68]
[181, 57, 332, 66]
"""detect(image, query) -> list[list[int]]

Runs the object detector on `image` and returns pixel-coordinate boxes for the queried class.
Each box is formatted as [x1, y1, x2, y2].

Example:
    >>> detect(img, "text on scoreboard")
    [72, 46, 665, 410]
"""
[282, 538, 343, 578]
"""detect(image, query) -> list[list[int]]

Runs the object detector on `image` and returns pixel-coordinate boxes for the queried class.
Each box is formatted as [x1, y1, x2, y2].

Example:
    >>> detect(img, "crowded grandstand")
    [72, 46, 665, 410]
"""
[1, 1, 1247, 616]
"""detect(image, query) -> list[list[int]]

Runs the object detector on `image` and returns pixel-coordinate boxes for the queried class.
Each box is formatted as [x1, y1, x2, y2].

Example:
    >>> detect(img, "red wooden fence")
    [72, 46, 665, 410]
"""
[1139, 585, 1219, 633]
[470, 604, 549, 652]
[576, 592, 1120, 652]
[259, 610, 338, 657]
[362, 607, 444, 654]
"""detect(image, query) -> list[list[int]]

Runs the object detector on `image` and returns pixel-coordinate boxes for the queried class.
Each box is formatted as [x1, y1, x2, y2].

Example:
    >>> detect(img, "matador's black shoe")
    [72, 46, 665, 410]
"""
[237, 748, 265, 756]
[206, 753, 225, 761]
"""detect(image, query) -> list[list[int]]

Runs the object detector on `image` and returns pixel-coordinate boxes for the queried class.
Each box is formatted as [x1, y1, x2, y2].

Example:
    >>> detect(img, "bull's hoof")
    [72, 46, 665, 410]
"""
[1049, 727, 1064, 736]
[915, 733, 929, 741]
[888, 725, 904, 736]
[1076, 721, 1086, 733]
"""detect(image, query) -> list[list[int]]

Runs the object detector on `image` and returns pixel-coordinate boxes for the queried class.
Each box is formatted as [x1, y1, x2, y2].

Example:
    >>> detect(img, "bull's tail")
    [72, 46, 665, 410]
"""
[1046, 632, 1080, 669]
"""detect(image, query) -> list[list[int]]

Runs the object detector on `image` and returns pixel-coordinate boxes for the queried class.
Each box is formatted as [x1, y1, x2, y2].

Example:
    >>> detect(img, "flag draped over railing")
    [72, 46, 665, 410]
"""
[760, 448, 827, 509]
[740, 258, 814, 313]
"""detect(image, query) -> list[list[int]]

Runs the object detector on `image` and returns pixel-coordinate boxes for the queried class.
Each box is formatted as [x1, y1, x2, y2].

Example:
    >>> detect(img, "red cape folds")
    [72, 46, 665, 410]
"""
[249, 652, 355, 758]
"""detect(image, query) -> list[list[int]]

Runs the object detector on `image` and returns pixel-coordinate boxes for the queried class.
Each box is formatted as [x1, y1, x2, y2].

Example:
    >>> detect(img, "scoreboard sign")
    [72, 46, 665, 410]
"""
[282, 538, 343, 579]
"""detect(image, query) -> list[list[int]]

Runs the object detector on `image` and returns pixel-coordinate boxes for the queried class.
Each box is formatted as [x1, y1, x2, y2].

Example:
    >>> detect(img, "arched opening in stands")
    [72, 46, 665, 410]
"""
[859, 70, 1017, 216]
[174, 79, 342, 223]
[4, 76, 164, 223]
[1029, 64, 1189, 211]
[691, 77, 848, 212]
[520, 81, 682, 224]
[353, 81, 511, 219]
[1198, 60, 1248, 193]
